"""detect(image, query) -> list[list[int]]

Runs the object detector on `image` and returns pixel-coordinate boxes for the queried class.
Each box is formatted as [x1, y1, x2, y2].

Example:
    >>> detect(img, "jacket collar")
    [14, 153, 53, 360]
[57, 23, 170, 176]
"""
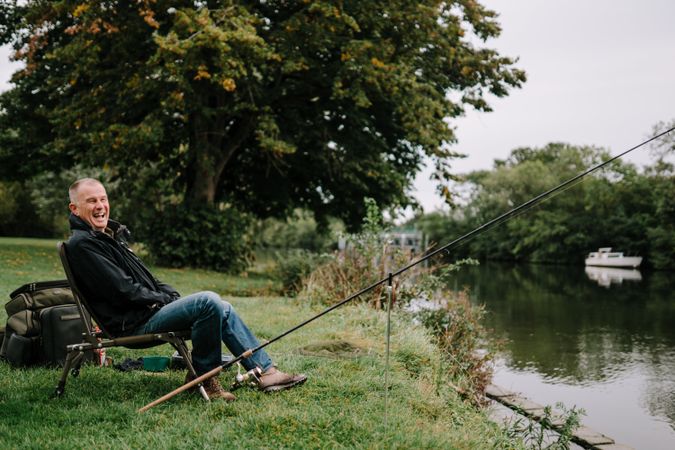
[69, 213, 130, 242]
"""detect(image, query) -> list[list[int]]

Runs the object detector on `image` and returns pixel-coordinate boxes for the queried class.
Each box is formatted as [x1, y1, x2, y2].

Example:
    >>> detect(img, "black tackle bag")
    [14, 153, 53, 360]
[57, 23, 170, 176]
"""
[0, 280, 93, 367]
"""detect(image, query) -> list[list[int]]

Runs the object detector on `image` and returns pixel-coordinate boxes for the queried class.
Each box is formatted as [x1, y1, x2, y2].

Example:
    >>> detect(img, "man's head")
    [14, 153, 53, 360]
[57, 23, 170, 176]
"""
[68, 178, 109, 232]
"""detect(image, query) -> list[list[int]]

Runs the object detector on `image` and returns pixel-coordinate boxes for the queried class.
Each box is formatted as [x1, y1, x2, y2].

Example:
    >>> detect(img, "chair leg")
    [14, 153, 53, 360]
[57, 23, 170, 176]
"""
[173, 339, 210, 402]
[197, 384, 210, 401]
[54, 349, 83, 397]
[70, 351, 87, 377]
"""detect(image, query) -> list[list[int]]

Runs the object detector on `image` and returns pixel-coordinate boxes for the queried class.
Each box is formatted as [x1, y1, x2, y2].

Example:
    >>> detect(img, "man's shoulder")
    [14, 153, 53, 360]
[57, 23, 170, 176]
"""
[66, 228, 92, 246]
[66, 229, 109, 255]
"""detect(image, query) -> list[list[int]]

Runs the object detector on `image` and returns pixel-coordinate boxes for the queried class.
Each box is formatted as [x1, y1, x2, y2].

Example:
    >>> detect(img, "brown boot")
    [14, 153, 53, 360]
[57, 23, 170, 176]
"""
[257, 366, 307, 393]
[185, 373, 236, 402]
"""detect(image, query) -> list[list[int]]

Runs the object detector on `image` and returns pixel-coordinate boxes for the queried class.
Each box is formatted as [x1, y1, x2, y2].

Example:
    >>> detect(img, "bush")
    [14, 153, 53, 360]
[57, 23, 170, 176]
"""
[144, 203, 253, 273]
[0, 181, 19, 230]
[274, 249, 330, 295]
[299, 198, 421, 308]
[0, 180, 54, 237]
[253, 209, 343, 252]
[412, 289, 494, 404]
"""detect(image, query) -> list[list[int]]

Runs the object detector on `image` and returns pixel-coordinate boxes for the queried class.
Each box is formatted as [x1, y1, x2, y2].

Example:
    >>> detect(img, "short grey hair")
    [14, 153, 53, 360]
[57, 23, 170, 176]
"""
[68, 178, 104, 204]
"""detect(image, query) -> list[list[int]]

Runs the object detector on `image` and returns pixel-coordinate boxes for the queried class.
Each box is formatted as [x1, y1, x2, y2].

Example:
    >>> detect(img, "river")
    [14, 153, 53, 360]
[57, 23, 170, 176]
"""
[448, 262, 675, 450]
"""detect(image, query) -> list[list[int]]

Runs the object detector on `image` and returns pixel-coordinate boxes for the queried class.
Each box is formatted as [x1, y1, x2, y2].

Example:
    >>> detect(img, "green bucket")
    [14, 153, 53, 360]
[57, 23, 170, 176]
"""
[143, 356, 170, 372]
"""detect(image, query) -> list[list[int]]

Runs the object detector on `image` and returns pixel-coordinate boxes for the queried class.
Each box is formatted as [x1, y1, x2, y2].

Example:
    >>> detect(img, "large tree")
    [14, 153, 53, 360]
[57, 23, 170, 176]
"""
[1, 0, 524, 227]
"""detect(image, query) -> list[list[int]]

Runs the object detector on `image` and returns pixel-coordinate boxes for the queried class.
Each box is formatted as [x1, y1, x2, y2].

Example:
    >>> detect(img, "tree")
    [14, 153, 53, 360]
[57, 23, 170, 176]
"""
[645, 121, 675, 268]
[648, 119, 675, 175]
[0, 1, 525, 269]
[414, 143, 667, 265]
[1, 0, 524, 218]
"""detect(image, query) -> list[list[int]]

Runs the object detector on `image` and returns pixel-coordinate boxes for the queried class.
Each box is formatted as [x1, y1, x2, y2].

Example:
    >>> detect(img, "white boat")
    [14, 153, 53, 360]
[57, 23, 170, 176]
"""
[584, 247, 642, 268]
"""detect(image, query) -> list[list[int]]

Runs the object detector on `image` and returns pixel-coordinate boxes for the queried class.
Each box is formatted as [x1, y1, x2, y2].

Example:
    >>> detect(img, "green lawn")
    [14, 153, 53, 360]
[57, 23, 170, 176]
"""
[0, 237, 520, 449]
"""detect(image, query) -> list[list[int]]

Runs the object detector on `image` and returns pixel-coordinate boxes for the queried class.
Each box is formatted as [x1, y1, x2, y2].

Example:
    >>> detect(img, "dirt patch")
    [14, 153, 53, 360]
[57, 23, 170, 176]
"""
[297, 339, 368, 359]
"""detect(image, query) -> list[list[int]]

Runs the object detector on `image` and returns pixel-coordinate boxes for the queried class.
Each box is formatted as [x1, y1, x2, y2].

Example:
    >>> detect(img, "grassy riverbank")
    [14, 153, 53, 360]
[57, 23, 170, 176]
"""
[0, 237, 520, 449]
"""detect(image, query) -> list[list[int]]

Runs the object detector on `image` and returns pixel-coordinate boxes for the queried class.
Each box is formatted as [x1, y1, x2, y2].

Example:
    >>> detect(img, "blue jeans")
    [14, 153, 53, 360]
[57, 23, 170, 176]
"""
[133, 291, 273, 375]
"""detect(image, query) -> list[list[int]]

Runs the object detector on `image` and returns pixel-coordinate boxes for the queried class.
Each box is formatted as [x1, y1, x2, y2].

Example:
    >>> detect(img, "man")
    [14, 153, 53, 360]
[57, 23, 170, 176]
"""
[65, 178, 306, 400]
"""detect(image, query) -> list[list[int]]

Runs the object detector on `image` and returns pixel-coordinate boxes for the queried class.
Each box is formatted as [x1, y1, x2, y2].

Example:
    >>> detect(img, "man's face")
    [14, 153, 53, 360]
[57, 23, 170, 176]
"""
[69, 182, 110, 232]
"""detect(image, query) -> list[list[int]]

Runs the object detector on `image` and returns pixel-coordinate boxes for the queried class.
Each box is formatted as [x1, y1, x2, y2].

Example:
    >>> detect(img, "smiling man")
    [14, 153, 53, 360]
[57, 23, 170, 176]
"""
[69, 179, 109, 232]
[66, 178, 306, 400]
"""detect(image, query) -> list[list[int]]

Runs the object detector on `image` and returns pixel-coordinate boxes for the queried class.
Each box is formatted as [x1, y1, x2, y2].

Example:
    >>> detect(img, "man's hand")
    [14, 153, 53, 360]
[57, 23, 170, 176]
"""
[149, 302, 164, 311]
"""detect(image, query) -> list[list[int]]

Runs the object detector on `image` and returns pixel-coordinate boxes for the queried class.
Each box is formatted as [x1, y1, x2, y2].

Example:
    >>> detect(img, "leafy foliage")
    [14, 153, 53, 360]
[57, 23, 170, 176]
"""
[413, 287, 494, 405]
[299, 197, 416, 308]
[414, 142, 675, 269]
[646, 175, 675, 269]
[143, 203, 253, 273]
[0, 180, 54, 237]
[1, 0, 525, 230]
[273, 248, 330, 295]
[253, 208, 341, 252]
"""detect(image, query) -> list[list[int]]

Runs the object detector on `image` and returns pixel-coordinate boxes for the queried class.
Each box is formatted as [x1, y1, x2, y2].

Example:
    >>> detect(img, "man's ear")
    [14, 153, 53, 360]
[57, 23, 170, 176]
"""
[69, 203, 78, 215]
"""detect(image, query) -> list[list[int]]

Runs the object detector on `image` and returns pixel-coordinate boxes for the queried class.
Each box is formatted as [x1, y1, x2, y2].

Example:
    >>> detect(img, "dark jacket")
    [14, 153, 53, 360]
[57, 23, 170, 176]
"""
[65, 214, 180, 336]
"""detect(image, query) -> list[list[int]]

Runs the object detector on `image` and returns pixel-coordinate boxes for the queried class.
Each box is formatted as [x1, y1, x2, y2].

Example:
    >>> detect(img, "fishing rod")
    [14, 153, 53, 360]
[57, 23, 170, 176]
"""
[139, 125, 675, 413]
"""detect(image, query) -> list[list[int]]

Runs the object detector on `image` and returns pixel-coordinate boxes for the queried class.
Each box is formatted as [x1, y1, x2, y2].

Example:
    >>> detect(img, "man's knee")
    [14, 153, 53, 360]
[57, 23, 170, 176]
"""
[197, 291, 231, 316]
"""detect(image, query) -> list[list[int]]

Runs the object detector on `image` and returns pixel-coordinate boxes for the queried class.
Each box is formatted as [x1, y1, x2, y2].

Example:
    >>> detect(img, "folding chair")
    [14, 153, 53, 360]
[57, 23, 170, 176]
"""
[55, 242, 209, 401]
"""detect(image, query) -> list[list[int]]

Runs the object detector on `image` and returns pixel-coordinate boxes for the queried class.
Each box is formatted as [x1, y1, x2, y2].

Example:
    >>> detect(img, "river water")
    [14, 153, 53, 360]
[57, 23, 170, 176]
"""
[448, 262, 675, 450]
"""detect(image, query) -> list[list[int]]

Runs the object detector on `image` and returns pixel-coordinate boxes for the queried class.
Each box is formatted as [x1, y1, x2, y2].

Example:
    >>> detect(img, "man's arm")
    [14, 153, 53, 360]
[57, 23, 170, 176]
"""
[156, 281, 180, 302]
[69, 239, 175, 308]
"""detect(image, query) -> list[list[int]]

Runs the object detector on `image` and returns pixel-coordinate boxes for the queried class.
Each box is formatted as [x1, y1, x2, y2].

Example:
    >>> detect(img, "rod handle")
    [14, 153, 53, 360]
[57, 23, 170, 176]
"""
[138, 365, 223, 413]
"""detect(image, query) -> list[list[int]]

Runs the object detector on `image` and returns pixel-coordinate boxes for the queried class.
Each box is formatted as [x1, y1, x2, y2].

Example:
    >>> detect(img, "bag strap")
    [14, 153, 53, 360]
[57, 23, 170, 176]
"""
[9, 280, 70, 299]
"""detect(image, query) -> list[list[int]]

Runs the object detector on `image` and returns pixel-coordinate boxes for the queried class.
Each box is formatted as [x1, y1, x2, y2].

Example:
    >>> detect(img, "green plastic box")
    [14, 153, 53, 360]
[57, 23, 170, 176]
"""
[143, 356, 170, 372]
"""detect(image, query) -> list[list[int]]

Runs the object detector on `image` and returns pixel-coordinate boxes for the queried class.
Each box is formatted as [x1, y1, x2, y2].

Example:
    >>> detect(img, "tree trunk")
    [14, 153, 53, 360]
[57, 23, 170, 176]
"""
[185, 113, 256, 207]
[188, 151, 217, 205]
[186, 112, 220, 207]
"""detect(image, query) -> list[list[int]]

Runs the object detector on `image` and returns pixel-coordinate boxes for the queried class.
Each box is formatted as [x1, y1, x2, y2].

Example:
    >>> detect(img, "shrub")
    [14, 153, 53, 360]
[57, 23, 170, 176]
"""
[0, 180, 54, 237]
[144, 203, 253, 273]
[254, 209, 341, 252]
[0, 181, 20, 232]
[274, 249, 330, 295]
[412, 288, 495, 404]
[299, 198, 423, 308]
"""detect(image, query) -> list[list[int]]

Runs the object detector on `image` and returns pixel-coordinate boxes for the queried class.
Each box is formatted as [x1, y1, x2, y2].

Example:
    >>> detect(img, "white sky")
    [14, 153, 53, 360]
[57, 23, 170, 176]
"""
[0, 48, 18, 92]
[414, 0, 675, 211]
[2, 0, 675, 212]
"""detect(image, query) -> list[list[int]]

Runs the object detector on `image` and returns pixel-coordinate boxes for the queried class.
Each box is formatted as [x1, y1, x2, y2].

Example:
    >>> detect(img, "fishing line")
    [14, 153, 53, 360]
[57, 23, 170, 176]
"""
[139, 126, 675, 413]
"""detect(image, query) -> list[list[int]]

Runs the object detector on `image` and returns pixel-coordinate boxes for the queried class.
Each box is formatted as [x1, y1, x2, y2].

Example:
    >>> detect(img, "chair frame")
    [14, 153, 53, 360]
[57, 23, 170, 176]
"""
[55, 242, 209, 401]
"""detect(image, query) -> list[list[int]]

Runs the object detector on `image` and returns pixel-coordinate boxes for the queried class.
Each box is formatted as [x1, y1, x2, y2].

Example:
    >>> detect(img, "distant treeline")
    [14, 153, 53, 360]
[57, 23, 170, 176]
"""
[413, 140, 675, 270]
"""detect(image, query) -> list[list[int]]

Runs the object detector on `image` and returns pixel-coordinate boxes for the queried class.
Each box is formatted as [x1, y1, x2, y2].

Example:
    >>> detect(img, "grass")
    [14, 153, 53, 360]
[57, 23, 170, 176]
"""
[0, 237, 521, 449]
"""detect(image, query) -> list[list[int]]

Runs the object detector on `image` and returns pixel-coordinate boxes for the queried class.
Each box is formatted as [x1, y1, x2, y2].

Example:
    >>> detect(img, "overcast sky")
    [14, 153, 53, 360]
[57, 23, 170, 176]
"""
[1, 0, 674, 212]
[413, 0, 675, 211]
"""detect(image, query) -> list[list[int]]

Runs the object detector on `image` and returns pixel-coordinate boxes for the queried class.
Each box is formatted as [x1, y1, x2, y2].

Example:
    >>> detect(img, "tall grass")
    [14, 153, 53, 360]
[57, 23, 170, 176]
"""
[296, 200, 494, 405]
[0, 237, 522, 449]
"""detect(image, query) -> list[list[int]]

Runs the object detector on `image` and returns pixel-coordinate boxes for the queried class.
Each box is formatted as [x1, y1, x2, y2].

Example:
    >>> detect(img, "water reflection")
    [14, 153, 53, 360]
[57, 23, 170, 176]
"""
[448, 262, 675, 448]
[641, 348, 675, 427]
[584, 266, 642, 288]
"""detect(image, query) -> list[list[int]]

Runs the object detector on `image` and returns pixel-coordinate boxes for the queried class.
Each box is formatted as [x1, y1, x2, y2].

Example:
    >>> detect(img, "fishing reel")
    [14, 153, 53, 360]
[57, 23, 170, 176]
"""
[230, 365, 263, 391]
